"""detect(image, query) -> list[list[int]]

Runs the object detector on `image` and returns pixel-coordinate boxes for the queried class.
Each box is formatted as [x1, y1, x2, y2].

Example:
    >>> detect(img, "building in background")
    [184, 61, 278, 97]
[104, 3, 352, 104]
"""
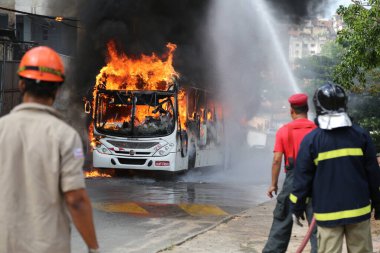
[0, 0, 16, 60]
[0, 0, 78, 60]
[288, 16, 344, 67]
[15, 15, 77, 56]
[0, 1, 15, 29]
[0, 0, 79, 115]
[332, 14, 344, 33]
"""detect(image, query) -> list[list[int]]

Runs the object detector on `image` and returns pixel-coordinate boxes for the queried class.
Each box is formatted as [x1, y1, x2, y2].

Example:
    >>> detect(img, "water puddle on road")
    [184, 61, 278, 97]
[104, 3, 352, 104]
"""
[86, 166, 269, 215]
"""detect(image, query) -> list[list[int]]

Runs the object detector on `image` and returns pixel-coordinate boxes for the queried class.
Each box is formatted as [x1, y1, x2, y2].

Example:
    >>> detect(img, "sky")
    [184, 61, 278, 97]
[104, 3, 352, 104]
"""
[326, 0, 353, 17]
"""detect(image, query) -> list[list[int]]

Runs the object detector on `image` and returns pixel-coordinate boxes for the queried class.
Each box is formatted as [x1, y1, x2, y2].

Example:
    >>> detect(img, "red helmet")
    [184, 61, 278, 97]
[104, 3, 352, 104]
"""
[18, 46, 65, 82]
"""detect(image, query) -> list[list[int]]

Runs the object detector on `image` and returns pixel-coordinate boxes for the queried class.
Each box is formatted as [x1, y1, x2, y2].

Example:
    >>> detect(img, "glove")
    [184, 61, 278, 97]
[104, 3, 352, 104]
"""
[292, 212, 305, 227]
[88, 248, 100, 253]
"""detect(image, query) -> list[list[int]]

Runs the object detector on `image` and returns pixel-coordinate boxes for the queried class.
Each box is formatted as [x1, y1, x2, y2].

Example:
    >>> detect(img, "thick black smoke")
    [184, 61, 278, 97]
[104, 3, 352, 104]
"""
[268, 0, 332, 22]
[73, 0, 333, 99]
[74, 0, 210, 100]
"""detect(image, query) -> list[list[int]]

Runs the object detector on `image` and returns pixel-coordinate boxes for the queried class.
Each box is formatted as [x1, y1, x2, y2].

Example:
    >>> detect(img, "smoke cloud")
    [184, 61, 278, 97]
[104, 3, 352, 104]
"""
[45, 0, 78, 17]
[74, 0, 210, 99]
[63, 0, 341, 169]
[268, 0, 332, 22]
[72, 0, 337, 101]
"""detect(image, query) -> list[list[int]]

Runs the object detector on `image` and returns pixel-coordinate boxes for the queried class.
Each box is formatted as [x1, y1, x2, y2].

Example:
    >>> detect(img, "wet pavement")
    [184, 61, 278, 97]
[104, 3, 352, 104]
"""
[72, 148, 275, 253]
[86, 176, 267, 213]
[72, 165, 267, 253]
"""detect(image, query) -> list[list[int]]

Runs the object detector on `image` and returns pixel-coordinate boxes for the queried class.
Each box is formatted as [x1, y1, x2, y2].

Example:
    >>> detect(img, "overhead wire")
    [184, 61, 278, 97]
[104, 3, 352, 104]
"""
[0, 6, 81, 29]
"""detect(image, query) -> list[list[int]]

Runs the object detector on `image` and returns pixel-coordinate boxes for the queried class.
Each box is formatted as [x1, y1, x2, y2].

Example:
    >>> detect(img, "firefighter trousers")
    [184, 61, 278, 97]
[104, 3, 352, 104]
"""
[262, 169, 317, 253]
[317, 219, 372, 253]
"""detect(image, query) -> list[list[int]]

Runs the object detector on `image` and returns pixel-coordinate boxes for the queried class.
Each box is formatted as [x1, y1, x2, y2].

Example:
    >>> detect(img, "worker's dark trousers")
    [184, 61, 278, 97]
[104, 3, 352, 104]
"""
[262, 168, 317, 253]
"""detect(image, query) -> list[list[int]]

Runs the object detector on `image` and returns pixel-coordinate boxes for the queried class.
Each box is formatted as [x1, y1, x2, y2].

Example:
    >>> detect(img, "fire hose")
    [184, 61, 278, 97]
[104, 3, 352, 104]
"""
[296, 217, 316, 253]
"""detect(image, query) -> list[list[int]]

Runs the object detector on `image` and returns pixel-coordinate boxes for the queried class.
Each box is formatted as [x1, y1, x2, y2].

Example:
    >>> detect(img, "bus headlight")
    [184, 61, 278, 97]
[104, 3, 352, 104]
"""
[153, 144, 172, 157]
[96, 144, 112, 155]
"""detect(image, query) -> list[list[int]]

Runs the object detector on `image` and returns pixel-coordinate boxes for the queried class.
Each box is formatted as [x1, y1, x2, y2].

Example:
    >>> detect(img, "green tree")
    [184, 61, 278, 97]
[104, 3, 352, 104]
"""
[334, 0, 380, 92]
[320, 40, 345, 59]
[293, 39, 380, 151]
[294, 41, 344, 94]
[333, 1, 380, 152]
[349, 95, 380, 151]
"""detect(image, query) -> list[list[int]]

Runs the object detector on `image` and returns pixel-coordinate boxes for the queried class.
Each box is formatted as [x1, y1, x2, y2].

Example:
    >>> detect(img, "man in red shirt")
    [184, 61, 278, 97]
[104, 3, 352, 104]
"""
[263, 93, 317, 253]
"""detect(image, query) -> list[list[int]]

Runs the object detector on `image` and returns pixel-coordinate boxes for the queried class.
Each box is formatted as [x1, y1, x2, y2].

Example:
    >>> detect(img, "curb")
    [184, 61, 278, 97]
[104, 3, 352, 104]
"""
[156, 208, 252, 252]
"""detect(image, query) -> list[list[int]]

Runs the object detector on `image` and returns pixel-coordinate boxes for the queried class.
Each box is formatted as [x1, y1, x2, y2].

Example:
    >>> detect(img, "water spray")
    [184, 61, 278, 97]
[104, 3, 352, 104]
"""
[250, 0, 301, 94]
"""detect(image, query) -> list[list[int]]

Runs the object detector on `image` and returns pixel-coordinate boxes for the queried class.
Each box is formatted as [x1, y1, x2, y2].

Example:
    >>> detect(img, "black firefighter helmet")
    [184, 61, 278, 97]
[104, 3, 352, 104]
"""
[313, 83, 347, 116]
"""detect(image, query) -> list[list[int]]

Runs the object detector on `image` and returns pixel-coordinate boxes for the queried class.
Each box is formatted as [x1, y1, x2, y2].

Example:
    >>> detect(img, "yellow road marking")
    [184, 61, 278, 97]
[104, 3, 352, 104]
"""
[93, 202, 149, 215]
[179, 203, 228, 216]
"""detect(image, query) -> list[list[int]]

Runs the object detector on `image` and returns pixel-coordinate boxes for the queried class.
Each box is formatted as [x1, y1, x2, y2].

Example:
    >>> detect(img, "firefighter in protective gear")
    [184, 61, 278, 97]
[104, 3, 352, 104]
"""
[0, 46, 100, 253]
[263, 93, 317, 253]
[290, 83, 380, 253]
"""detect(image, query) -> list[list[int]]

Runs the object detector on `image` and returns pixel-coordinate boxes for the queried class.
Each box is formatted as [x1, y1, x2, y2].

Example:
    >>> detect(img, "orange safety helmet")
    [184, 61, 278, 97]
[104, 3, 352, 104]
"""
[18, 46, 65, 82]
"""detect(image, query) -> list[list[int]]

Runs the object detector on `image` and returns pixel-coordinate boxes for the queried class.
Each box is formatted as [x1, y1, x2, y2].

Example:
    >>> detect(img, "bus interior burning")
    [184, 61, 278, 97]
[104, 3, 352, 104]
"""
[85, 40, 225, 174]
[95, 89, 176, 137]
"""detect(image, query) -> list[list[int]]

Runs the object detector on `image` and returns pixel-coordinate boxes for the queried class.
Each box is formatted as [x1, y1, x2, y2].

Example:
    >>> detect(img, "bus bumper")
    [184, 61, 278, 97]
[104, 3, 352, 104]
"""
[93, 150, 178, 172]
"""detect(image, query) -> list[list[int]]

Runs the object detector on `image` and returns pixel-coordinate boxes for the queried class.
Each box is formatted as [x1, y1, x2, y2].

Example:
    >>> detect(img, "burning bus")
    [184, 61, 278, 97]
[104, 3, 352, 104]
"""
[85, 41, 224, 172]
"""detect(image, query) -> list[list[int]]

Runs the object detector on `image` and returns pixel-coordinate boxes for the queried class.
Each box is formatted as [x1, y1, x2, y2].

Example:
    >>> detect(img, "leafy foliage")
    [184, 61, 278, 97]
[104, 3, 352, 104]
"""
[293, 39, 380, 151]
[294, 41, 344, 94]
[333, 1, 380, 151]
[334, 0, 380, 92]
[360, 117, 380, 151]
[349, 94, 380, 152]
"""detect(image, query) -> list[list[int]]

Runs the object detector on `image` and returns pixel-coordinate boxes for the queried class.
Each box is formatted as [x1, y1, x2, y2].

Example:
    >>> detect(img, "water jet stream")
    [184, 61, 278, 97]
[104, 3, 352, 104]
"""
[250, 0, 300, 93]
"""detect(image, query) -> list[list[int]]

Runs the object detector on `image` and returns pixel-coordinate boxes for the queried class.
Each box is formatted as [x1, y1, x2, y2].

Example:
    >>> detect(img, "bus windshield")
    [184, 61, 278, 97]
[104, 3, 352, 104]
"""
[95, 90, 176, 137]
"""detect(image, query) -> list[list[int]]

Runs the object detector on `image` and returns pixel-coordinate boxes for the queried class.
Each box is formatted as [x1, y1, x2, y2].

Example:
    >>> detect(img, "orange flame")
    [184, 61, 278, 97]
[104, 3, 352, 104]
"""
[90, 41, 185, 121]
[88, 41, 188, 145]
[207, 111, 213, 121]
[178, 89, 187, 130]
[84, 169, 114, 178]
[91, 41, 180, 120]
[95, 40, 179, 91]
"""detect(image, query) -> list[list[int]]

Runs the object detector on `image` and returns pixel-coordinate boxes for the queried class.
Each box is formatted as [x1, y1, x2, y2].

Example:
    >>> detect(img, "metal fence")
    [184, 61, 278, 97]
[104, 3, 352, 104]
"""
[0, 60, 20, 116]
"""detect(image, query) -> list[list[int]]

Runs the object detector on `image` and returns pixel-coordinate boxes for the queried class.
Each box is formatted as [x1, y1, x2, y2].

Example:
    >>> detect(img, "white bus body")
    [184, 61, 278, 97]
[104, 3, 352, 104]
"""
[90, 86, 224, 172]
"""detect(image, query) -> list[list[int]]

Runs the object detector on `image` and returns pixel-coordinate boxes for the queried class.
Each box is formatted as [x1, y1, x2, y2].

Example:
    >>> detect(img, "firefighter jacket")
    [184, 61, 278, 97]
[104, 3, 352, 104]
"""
[290, 124, 380, 227]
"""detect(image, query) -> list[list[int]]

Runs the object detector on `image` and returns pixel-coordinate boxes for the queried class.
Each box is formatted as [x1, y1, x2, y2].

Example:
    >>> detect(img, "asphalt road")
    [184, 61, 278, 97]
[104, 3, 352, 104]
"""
[71, 148, 274, 253]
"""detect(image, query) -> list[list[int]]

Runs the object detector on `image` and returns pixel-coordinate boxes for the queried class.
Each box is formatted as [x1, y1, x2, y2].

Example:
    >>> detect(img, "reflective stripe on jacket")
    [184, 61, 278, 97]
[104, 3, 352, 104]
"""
[290, 124, 380, 227]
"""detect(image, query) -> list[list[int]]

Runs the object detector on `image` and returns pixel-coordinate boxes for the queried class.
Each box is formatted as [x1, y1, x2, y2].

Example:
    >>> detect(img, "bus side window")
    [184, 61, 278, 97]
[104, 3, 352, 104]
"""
[187, 88, 196, 121]
[197, 91, 207, 146]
